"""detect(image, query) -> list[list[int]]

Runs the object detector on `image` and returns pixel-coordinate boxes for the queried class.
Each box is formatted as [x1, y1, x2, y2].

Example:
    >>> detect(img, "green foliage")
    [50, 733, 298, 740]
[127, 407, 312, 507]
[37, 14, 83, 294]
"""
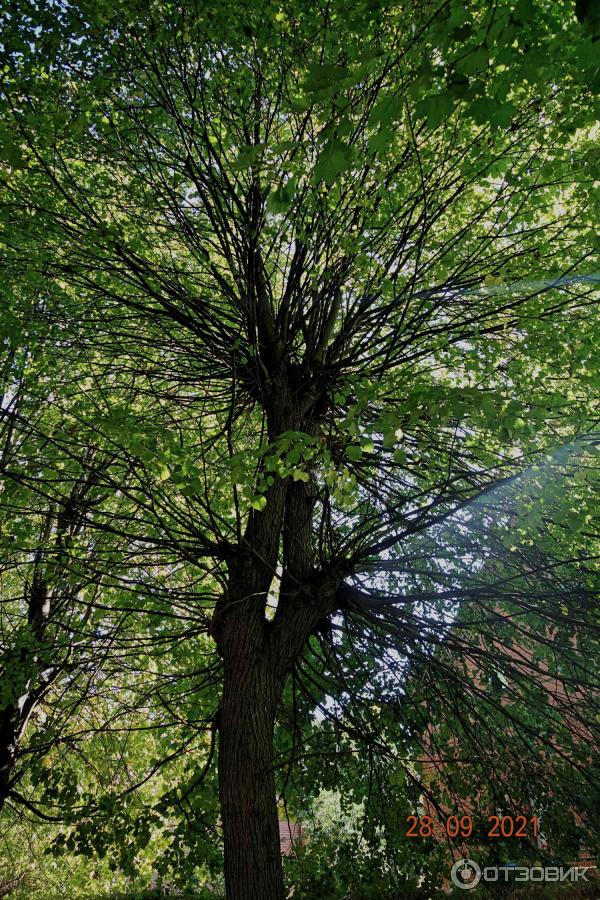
[0, 0, 598, 896]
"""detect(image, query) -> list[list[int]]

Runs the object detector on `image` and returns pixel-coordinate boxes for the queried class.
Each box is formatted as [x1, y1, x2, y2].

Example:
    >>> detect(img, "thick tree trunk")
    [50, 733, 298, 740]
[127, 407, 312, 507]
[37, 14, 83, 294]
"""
[218, 652, 285, 900]
[0, 705, 19, 809]
[213, 408, 332, 899]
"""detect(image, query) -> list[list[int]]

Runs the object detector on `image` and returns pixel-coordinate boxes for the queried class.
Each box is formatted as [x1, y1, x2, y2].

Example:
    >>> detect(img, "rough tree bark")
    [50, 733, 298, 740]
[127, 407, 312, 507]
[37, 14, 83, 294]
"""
[217, 591, 337, 900]
[218, 650, 286, 900]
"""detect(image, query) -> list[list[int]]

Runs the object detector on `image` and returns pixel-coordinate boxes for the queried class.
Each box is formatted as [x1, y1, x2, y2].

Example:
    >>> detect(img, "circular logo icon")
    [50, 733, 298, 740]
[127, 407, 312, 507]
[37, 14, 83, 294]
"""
[451, 858, 482, 890]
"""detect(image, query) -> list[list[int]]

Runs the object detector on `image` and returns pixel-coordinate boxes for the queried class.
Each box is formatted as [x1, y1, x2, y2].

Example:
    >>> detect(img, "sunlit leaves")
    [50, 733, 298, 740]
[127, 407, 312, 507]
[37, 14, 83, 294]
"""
[0, 0, 599, 894]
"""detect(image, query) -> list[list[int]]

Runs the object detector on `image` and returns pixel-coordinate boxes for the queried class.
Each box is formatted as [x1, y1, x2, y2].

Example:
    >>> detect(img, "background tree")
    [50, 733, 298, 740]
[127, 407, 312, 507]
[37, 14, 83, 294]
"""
[1, 0, 599, 897]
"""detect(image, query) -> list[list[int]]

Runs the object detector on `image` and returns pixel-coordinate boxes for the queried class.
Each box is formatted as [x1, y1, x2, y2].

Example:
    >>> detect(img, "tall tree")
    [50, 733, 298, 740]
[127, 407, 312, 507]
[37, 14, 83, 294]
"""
[1, 1, 599, 896]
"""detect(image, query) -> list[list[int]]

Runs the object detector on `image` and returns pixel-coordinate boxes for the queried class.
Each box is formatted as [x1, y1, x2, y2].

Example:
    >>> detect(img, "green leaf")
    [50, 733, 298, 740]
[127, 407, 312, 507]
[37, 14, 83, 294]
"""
[230, 144, 264, 172]
[0, 141, 26, 169]
[466, 97, 496, 124]
[415, 93, 454, 128]
[312, 139, 353, 185]
[368, 128, 394, 154]
[267, 177, 297, 214]
[303, 63, 351, 93]
[488, 102, 516, 127]
[367, 93, 403, 127]
[455, 48, 489, 76]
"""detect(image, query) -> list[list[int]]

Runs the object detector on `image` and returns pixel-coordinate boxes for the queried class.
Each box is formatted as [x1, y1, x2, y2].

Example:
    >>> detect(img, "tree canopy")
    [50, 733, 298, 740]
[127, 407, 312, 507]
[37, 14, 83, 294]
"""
[0, 1, 599, 897]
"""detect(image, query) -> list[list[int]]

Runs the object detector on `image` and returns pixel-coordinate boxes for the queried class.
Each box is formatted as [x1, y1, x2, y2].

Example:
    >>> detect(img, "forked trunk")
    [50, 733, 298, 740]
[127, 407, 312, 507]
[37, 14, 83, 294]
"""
[218, 652, 286, 900]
